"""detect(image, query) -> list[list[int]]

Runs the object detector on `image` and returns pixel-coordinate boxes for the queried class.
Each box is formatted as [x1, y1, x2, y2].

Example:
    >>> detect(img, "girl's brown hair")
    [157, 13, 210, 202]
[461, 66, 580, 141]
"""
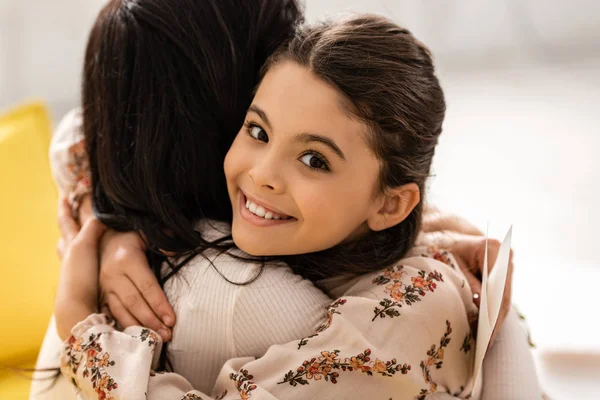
[274, 15, 446, 278]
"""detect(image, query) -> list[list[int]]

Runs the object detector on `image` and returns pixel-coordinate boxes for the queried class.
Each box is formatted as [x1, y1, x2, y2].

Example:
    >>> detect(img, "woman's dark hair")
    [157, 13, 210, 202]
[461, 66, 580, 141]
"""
[82, 0, 303, 371]
[83, 0, 303, 257]
[269, 15, 447, 278]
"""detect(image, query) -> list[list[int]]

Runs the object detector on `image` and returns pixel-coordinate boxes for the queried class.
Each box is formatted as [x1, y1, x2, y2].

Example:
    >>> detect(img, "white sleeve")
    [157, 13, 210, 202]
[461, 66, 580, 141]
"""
[49, 108, 90, 198]
[30, 316, 78, 400]
[482, 308, 543, 399]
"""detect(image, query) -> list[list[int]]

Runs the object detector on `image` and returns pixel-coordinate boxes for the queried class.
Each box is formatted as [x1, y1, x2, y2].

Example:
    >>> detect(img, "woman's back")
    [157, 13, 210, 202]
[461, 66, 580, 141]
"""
[161, 221, 331, 391]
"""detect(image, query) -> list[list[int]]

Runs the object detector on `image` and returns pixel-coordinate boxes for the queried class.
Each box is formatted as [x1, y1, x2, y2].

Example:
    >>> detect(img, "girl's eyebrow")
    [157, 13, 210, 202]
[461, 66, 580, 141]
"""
[248, 104, 346, 161]
[248, 104, 272, 130]
[294, 133, 346, 161]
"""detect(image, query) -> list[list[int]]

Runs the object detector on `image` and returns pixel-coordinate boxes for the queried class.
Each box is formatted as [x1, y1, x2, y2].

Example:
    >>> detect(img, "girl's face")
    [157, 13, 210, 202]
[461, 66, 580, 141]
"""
[224, 61, 416, 256]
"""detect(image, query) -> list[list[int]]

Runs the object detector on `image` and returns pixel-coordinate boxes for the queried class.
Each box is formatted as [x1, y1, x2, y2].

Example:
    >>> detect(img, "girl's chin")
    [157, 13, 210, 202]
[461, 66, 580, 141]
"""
[232, 233, 295, 257]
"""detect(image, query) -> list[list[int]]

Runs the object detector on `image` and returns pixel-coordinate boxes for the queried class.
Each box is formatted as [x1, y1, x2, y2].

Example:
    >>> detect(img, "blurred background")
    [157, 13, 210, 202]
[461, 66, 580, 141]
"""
[1, 0, 599, 398]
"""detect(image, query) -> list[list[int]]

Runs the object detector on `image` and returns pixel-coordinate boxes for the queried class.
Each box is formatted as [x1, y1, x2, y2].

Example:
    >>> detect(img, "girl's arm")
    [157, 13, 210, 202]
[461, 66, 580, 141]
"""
[50, 110, 176, 339]
[59, 252, 476, 400]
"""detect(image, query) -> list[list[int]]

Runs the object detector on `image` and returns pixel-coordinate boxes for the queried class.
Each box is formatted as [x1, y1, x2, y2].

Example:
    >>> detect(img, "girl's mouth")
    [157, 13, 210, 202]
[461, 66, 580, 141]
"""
[239, 192, 296, 227]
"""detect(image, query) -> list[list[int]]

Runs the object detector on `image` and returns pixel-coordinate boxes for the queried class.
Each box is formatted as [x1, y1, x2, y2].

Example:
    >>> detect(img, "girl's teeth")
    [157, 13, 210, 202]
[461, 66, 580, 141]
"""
[245, 198, 289, 220]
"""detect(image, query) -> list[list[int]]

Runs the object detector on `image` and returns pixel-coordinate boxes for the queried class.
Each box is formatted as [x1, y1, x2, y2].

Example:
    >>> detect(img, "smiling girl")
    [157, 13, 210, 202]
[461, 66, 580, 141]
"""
[54, 15, 487, 400]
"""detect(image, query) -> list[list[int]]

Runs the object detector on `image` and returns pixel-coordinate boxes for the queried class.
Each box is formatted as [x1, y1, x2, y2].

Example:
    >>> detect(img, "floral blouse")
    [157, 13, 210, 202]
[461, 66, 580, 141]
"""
[59, 251, 480, 400]
[44, 108, 544, 400]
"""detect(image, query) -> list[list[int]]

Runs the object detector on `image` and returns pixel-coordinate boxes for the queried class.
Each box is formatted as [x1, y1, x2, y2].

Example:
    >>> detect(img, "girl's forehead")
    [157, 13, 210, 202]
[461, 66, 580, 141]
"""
[254, 61, 368, 143]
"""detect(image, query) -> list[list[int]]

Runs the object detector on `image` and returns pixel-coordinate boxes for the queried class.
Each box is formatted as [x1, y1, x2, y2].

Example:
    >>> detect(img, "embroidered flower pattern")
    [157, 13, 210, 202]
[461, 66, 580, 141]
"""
[417, 320, 453, 399]
[421, 246, 457, 270]
[230, 369, 257, 400]
[181, 394, 203, 400]
[64, 333, 118, 400]
[460, 332, 473, 354]
[279, 349, 410, 387]
[63, 325, 161, 400]
[298, 299, 347, 349]
[67, 140, 91, 187]
[372, 266, 443, 321]
[136, 328, 159, 347]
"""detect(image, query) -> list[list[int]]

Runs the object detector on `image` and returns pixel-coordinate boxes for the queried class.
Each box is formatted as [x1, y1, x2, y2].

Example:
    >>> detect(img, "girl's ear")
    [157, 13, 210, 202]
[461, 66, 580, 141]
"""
[367, 183, 420, 232]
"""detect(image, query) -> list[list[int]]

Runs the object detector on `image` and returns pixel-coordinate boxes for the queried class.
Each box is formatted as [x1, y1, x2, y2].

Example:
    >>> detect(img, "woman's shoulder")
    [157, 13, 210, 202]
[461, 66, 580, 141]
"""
[325, 246, 476, 311]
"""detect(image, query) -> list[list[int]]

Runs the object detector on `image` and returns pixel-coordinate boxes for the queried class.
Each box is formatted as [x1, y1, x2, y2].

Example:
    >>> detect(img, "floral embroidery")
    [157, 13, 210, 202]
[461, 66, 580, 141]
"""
[297, 333, 319, 350]
[136, 329, 159, 347]
[460, 332, 473, 353]
[181, 394, 203, 400]
[298, 299, 347, 349]
[64, 333, 118, 400]
[66, 140, 92, 217]
[317, 299, 346, 332]
[230, 369, 257, 400]
[422, 246, 457, 269]
[279, 349, 410, 387]
[372, 266, 443, 321]
[516, 308, 537, 348]
[417, 320, 453, 399]
[67, 140, 91, 186]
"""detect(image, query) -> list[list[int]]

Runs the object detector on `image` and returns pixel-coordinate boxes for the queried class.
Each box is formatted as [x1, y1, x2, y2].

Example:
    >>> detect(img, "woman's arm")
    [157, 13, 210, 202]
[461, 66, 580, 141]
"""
[481, 308, 542, 399]
[59, 251, 476, 400]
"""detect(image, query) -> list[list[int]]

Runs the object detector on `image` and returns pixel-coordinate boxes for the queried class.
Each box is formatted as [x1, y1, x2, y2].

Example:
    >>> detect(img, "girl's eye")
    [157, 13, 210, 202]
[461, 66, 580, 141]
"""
[247, 124, 269, 143]
[300, 153, 329, 171]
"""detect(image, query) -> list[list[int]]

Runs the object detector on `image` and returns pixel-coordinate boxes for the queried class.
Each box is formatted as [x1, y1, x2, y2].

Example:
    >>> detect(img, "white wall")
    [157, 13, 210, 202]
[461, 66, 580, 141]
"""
[304, 0, 600, 62]
[1, 0, 599, 120]
[0, 0, 106, 119]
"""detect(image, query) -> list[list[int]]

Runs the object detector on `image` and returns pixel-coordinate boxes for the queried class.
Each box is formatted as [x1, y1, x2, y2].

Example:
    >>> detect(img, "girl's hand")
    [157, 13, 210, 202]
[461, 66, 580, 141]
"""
[98, 231, 175, 341]
[56, 197, 176, 341]
[56, 194, 94, 259]
[54, 208, 107, 341]
[419, 205, 514, 345]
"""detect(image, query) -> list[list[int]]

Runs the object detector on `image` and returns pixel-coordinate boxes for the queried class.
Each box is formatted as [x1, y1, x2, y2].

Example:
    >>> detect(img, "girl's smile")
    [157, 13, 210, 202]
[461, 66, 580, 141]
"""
[238, 190, 297, 227]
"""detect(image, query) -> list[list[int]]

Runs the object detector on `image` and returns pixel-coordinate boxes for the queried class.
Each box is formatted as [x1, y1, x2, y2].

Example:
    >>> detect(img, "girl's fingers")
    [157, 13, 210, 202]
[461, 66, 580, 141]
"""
[109, 277, 171, 341]
[75, 218, 108, 247]
[462, 268, 482, 308]
[104, 292, 142, 329]
[57, 197, 80, 244]
[99, 303, 113, 319]
[77, 195, 95, 226]
[124, 257, 176, 328]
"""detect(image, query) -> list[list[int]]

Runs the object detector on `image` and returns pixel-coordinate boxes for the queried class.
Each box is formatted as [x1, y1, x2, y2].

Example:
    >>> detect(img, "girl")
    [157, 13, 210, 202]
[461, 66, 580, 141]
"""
[39, 1, 541, 399]
[56, 15, 484, 400]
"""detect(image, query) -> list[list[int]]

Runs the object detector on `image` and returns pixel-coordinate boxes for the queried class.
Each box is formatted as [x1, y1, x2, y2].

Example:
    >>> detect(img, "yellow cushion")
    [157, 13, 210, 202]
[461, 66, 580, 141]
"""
[0, 366, 36, 400]
[0, 102, 60, 369]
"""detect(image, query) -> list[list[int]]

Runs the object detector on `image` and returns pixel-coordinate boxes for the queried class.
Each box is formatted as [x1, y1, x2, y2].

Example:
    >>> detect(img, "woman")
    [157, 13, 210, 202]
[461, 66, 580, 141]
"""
[32, 0, 540, 399]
